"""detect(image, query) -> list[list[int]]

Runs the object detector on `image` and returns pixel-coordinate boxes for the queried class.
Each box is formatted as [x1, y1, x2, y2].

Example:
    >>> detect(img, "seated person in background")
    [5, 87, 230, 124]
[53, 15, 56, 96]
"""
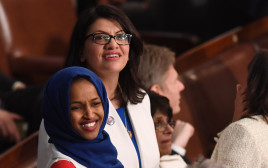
[138, 44, 194, 162]
[42, 66, 123, 168]
[0, 108, 23, 144]
[0, 72, 26, 92]
[0, 72, 25, 144]
[0, 72, 42, 148]
[148, 91, 187, 168]
[210, 50, 268, 168]
[149, 91, 223, 168]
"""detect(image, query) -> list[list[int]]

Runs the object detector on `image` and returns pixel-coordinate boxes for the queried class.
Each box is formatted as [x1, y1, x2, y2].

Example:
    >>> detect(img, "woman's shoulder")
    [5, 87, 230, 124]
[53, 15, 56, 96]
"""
[217, 115, 268, 142]
[49, 145, 87, 168]
[212, 116, 268, 167]
[227, 115, 267, 132]
[50, 160, 76, 168]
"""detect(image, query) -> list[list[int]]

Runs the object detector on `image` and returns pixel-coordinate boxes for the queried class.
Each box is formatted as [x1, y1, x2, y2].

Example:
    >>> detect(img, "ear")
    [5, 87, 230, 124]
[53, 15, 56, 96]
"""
[150, 84, 162, 95]
[80, 54, 85, 63]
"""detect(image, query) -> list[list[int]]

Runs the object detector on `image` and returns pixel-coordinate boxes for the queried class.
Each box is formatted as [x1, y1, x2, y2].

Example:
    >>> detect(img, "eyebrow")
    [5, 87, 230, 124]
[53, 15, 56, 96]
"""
[91, 30, 125, 34]
[154, 116, 165, 120]
[91, 97, 100, 101]
[70, 97, 100, 104]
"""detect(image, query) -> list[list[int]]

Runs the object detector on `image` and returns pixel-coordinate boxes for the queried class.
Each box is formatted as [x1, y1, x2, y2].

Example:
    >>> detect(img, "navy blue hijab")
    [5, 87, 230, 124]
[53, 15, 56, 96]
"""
[42, 66, 123, 168]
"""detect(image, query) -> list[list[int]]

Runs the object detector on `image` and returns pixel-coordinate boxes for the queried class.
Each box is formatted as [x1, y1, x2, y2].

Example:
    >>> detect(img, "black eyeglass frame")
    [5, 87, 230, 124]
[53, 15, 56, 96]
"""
[154, 120, 176, 132]
[85, 33, 132, 45]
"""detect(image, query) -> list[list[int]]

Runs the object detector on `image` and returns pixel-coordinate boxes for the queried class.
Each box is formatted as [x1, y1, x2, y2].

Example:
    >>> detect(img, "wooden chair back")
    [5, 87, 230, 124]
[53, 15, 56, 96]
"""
[173, 16, 268, 160]
[0, 132, 38, 168]
[140, 30, 200, 55]
[0, 0, 76, 84]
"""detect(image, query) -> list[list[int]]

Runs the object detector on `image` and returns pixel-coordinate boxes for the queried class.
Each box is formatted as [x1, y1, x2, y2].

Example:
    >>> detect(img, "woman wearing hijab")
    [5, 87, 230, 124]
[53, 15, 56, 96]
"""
[41, 66, 123, 168]
[38, 4, 159, 168]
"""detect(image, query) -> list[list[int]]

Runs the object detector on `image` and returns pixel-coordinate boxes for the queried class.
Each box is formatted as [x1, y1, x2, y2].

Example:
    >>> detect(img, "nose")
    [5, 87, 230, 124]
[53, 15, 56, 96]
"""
[164, 124, 174, 134]
[105, 37, 118, 49]
[177, 79, 185, 92]
[83, 105, 94, 119]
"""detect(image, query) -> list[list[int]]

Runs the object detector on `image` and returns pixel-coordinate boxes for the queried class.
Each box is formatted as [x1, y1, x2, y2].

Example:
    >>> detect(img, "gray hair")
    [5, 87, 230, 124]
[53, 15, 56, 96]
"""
[138, 44, 175, 90]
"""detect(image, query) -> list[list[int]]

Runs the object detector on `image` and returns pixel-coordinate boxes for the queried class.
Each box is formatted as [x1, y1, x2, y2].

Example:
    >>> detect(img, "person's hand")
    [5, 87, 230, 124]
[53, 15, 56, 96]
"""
[0, 109, 24, 143]
[12, 81, 26, 91]
[172, 120, 195, 148]
[232, 84, 247, 122]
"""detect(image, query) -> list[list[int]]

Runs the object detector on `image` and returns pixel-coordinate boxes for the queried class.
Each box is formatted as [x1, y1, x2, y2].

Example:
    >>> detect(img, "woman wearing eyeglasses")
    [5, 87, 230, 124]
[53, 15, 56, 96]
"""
[37, 4, 159, 168]
[148, 91, 187, 168]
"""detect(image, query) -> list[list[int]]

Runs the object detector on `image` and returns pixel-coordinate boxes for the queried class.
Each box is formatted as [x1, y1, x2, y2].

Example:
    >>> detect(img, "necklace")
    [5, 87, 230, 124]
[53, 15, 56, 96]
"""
[124, 108, 132, 138]
[116, 84, 132, 138]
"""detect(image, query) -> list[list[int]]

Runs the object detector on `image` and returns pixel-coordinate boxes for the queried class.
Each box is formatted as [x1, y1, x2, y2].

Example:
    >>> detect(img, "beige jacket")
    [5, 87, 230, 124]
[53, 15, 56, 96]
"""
[211, 115, 268, 168]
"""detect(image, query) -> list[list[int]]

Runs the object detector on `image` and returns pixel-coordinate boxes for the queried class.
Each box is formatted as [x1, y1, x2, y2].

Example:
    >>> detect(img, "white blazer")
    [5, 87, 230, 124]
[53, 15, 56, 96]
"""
[211, 115, 268, 168]
[37, 94, 160, 168]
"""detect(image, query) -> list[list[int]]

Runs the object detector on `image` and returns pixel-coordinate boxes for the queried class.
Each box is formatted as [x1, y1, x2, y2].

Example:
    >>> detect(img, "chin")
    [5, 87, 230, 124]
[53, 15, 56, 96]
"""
[175, 107, 181, 114]
[172, 109, 180, 116]
[84, 134, 98, 140]
[160, 150, 172, 157]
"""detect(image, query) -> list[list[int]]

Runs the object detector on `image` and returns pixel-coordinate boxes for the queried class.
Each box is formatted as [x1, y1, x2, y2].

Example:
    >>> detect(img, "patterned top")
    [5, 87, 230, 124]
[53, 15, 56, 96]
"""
[211, 115, 268, 168]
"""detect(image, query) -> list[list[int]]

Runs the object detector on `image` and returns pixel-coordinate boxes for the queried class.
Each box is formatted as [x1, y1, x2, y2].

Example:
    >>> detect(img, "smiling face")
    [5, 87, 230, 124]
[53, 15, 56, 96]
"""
[153, 110, 174, 157]
[158, 66, 185, 115]
[69, 78, 104, 140]
[81, 18, 130, 77]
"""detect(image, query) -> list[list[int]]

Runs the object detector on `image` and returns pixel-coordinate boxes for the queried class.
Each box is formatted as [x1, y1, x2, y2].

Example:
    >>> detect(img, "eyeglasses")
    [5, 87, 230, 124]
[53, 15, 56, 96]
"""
[85, 33, 132, 45]
[154, 120, 176, 132]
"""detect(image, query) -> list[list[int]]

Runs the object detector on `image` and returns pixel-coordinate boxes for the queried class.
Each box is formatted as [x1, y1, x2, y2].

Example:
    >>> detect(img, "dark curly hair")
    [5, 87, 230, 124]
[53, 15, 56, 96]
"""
[148, 91, 173, 122]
